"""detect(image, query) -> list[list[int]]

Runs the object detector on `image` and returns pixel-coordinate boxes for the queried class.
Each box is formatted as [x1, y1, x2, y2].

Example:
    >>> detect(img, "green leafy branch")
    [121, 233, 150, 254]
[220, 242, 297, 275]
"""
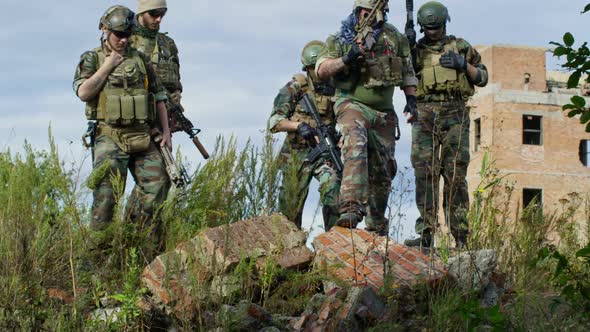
[550, 4, 590, 131]
[534, 242, 590, 310]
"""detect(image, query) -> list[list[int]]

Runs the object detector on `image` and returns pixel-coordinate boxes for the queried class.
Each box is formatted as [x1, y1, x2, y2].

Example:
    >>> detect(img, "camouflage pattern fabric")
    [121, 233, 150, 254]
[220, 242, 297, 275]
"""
[268, 76, 340, 230]
[411, 101, 470, 238]
[278, 145, 341, 230]
[335, 98, 397, 234]
[73, 45, 167, 102]
[90, 131, 170, 247]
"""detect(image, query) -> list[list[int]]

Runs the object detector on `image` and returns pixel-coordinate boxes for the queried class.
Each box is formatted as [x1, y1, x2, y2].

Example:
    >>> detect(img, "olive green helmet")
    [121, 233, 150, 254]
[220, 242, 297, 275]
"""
[417, 1, 450, 28]
[301, 40, 325, 69]
[353, 0, 389, 11]
[99, 5, 137, 33]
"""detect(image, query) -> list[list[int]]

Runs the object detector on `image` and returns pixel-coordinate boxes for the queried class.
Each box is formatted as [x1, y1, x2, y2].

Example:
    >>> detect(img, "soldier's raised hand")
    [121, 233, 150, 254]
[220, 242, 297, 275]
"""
[439, 51, 467, 72]
[104, 52, 124, 70]
[342, 43, 364, 67]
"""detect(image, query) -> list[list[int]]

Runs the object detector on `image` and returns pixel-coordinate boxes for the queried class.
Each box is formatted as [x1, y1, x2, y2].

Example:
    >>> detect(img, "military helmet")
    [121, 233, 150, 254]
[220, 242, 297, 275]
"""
[353, 0, 389, 11]
[417, 1, 450, 28]
[301, 40, 325, 68]
[99, 5, 137, 33]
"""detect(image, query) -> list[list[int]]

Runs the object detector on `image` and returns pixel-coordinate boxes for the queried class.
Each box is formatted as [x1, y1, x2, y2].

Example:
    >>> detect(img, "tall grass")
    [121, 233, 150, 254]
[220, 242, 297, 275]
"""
[1, 134, 589, 330]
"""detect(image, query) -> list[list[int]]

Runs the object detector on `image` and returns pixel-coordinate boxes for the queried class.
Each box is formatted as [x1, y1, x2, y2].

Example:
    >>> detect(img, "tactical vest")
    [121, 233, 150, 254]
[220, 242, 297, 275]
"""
[288, 74, 335, 147]
[416, 38, 474, 100]
[333, 25, 406, 110]
[131, 34, 180, 91]
[85, 47, 155, 127]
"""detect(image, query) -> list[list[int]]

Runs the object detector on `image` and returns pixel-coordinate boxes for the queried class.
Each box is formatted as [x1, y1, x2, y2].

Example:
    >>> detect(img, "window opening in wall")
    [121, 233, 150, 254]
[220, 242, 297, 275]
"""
[523, 188, 543, 209]
[474, 118, 481, 151]
[523, 115, 542, 145]
[580, 140, 590, 167]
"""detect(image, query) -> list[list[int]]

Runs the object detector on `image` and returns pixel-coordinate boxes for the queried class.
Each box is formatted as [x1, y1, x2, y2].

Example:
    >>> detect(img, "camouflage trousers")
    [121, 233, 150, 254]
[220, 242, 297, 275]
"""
[411, 101, 470, 238]
[335, 99, 397, 233]
[90, 131, 170, 252]
[278, 143, 341, 231]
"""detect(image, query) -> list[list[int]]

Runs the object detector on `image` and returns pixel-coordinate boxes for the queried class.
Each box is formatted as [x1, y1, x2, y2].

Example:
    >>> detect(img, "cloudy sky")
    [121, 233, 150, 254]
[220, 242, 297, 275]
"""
[1, 0, 588, 240]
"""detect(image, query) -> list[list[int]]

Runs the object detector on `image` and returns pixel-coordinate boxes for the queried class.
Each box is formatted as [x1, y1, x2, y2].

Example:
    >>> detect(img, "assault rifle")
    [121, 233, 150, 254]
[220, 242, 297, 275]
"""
[356, 0, 389, 49]
[154, 133, 191, 189]
[168, 102, 210, 159]
[405, 0, 416, 47]
[298, 93, 344, 173]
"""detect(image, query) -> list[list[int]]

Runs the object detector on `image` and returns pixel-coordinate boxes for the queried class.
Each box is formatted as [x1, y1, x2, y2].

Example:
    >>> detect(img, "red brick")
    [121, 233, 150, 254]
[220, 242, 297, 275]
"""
[316, 235, 334, 249]
[356, 229, 375, 242]
[396, 258, 422, 276]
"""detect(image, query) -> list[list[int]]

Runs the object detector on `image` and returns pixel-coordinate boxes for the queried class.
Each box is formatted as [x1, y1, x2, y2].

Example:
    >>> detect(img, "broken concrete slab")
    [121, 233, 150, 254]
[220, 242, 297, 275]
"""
[313, 227, 447, 292]
[141, 214, 313, 320]
[447, 249, 498, 293]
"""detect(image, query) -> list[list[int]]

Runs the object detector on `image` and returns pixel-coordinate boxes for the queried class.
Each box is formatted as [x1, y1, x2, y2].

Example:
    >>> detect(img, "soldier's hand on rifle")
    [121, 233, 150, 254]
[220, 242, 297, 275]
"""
[403, 95, 418, 124]
[170, 90, 182, 104]
[160, 129, 173, 151]
[342, 42, 364, 67]
[103, 52, 124, 70]
[440, 51, 467, 72]
[296, 122, 317, 144]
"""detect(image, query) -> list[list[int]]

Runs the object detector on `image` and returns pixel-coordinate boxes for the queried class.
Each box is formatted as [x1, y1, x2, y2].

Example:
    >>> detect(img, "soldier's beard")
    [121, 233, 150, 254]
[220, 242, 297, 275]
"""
[424, 26, 446, 42]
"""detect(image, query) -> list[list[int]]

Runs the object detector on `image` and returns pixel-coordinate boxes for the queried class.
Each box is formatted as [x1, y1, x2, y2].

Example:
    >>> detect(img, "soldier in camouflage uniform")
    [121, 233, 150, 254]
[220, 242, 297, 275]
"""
[268, 41, 341, 230]
[404, 1, 488, 248]
[73, 5, 171, 254]
[131, 0, 183, 130]
[316, 0, 419, 235]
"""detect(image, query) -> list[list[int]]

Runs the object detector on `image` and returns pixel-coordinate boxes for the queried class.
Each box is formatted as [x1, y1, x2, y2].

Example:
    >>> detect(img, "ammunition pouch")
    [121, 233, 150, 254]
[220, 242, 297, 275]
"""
[85, 48, 154, 125]
[417, 40, 475, 100]
[363, 55, 403, 89]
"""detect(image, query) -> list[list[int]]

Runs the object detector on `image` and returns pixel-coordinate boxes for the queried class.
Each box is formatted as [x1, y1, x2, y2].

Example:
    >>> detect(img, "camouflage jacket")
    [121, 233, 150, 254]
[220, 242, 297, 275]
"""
[317, 23, 418, 111]
[73, 45, 167, 102]
[268, 74, 336, 148]
[131, 27, 182, 93]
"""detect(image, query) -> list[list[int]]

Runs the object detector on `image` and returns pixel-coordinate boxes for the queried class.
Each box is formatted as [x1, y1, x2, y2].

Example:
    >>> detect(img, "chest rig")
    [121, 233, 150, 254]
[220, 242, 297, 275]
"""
[334, 26, 405, 91]
[416, 37, 474, 101]
[84, 47, 155, 127]
[288, 74, 335, 147]
[132, 34, 180, 90]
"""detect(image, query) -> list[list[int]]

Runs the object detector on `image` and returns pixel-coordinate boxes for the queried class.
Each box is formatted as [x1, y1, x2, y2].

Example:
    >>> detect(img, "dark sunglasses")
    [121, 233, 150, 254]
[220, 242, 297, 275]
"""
[148, 9, 167, 18]
[424, 25, 443, 31]
[112, 30, 132, 39]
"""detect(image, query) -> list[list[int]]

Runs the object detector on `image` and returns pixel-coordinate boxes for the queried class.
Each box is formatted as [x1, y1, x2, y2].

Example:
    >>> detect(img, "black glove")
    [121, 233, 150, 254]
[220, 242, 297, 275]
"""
[439, 51, 467, 72]
[296, 122, 317, 143]
[403, 95, 418, 124]
[342, 43, 364, 66]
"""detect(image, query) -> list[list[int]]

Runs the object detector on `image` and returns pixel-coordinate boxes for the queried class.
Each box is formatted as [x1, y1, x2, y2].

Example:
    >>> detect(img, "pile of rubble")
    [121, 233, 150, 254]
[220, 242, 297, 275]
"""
[84, 214, 505, 331]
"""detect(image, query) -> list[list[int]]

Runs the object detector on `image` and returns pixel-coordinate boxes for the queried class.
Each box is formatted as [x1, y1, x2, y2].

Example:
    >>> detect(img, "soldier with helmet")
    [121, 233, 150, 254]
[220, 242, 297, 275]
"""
[404, 1, 488, 248]
[316, 0, 418, 235]
[268, 41, 341, 231]
[73, 5, 171, 257]
[131, 0, 183, 126]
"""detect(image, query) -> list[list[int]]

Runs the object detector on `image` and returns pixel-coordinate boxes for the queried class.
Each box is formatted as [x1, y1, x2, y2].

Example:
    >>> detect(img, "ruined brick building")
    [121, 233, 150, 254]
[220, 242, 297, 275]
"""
[467, 45, 590, 237]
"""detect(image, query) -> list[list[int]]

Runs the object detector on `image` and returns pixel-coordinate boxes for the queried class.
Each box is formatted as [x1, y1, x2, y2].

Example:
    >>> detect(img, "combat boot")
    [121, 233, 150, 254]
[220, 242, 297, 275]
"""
[404, 231, 432, 248]
[335, 212, 363, 229]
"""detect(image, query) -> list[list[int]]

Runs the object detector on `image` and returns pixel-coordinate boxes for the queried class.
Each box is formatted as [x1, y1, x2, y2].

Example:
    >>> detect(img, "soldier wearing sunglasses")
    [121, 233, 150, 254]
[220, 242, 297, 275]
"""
[132, 0, 184, 130]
